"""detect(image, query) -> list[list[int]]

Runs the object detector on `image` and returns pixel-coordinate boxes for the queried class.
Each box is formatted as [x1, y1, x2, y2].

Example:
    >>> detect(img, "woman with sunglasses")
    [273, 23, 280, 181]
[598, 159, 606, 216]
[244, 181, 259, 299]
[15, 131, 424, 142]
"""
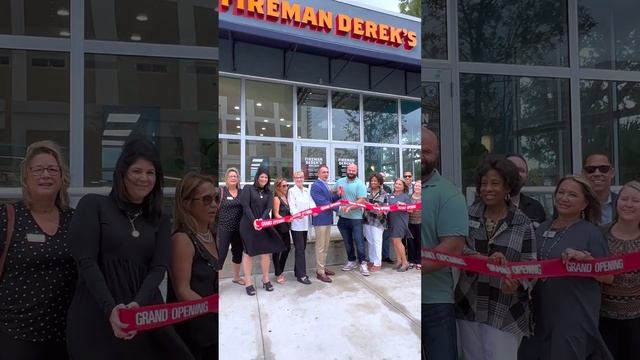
[288, 171, 315, 285]
[67, 139, 191, 359]
[387, 178, 413, 272]
[239, 168, 285, 295]
[217, 167, 244, 285]
[168, 172, 218, 360]
[272, 178, 292, 284]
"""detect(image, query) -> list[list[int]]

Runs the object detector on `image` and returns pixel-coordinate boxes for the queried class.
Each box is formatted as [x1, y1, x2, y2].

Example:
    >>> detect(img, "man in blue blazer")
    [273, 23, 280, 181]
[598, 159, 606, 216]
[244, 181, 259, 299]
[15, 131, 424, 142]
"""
[310, 165, 341, 283]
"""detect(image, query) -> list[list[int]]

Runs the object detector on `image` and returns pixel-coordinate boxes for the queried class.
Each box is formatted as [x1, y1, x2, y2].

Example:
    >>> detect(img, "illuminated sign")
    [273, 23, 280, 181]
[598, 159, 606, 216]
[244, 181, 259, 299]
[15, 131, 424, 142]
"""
[219, 0, 418, 50]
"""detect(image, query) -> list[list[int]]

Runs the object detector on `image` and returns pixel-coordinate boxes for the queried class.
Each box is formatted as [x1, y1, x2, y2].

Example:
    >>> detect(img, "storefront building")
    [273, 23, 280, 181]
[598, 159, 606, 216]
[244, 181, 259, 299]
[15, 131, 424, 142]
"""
[218, 0, 421, 184]
[423, 0, 640, 208]
[0, 0, 217, 202]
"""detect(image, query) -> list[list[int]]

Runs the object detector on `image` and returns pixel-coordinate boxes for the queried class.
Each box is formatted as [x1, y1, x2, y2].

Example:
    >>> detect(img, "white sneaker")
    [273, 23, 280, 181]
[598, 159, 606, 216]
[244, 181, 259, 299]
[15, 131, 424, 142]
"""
[360, 262, 370, 276]
[342, 261, 357, 271]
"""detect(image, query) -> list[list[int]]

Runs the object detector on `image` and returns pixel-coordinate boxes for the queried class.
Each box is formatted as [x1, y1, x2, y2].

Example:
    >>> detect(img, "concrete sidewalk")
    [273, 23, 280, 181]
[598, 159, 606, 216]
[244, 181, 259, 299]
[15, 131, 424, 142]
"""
[219, 264, 421, 360]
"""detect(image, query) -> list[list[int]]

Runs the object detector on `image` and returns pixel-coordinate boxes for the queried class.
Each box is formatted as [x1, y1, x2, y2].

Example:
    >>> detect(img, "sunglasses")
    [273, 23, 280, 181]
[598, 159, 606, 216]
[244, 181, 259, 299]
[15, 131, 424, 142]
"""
[279, 184, 289, 188]
[403, 175, 412, 178]
[192, 194, 215, 206]
[583, 165, 611, 174]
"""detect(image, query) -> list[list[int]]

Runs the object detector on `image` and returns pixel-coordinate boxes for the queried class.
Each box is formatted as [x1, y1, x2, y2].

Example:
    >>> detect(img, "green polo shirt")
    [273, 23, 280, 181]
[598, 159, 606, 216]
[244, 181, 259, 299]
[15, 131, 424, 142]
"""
[422, 170, 468, 304]
[335, 176, 367, 219]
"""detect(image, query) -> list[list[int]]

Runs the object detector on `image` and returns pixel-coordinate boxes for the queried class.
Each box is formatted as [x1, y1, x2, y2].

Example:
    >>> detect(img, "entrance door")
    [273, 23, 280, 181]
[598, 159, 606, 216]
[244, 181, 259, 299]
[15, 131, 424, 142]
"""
[422, 68, 456, 184]
[331, 144, 362, 182]
[296, 143, 329, 182]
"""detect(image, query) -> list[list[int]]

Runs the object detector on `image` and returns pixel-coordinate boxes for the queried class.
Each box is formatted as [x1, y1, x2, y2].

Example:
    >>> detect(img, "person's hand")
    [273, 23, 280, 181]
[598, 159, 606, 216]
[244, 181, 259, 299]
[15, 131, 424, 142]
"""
[121, 302, 140, 340]
[561, 248, 592, 264]
[501, 278, 520, 294]
[109, 304, 133, 340]
[337, 186, 344, 197]
[488, 251, 508, 266]
[253, 219, 262, 231]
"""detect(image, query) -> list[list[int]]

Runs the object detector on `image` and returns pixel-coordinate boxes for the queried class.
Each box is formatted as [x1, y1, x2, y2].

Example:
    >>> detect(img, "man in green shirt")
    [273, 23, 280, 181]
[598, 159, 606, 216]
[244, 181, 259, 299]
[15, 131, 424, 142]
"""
[422, 128, 467, 360]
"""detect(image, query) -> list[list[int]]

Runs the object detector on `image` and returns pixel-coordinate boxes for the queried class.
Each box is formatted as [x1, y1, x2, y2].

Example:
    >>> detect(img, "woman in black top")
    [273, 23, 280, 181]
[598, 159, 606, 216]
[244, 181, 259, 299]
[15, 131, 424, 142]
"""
[0, 141, 75, 360]
[240, 168, 285, 296]
[168, 172, 218, 360]
[217, 167, 244, 285]
[67, 139, 192, 360]
[272, 178, 292, 284]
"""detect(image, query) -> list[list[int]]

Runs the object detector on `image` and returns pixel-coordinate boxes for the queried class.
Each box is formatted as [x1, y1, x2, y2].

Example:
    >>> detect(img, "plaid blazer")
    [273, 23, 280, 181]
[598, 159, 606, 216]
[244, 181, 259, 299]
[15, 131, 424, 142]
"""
[455, 201, 537, 337]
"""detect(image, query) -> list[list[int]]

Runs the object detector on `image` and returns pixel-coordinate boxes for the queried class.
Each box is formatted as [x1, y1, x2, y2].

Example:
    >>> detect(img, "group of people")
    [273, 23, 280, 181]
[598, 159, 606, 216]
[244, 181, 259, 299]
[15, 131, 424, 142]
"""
[423, 126, 640, 360]
[0, 139, 217, 360]
[218, 162, 422, 296]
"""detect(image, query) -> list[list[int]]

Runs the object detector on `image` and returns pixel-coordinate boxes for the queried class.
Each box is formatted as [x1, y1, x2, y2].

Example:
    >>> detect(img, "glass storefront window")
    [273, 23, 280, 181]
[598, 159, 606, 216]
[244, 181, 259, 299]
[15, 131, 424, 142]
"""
[218, 139, 241, 184]
[458, 0, 568, 66]
[0, 50, 70, 186]
[581, 80, 640, 183]
[460, 74, 571, 190]
[297, 87, 328, 140]
[403, 148, 421, 181]
[84, 54, 218, 187]
[0, 0, 70, 38]
[363, 96, 398, 144]
[219, 77, 241, 135]
[365, 147, 399, 182]
[401, 100, 421, 145]
[422, 0, 447, 60]
[332, 92, 360, 142]
[334, 148, 358, 180]
[246, 140, 293, 181]
[579, 0, 640, 71]
[245, 80, 293, 138]
[300, 145, 327, 181]
[86, 0, 217, 46]
[422, 82, 441, 136]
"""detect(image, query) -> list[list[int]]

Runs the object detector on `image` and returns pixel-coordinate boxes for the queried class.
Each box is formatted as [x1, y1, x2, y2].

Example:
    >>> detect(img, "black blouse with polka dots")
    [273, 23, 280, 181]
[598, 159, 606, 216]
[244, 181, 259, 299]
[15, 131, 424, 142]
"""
[0, 201, 76, 343]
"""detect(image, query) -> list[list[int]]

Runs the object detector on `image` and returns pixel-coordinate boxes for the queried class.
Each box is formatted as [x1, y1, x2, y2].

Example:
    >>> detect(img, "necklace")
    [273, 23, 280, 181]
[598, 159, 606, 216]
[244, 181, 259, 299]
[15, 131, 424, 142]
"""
[539, 219, 578, 259]
[127, 210, 143, 238]
[196, 231, 214, 244]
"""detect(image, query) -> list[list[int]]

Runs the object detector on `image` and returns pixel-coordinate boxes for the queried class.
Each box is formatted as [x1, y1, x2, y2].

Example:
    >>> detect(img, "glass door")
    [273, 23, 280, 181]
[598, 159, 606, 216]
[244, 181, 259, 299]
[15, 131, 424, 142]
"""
[331, 144, 362, 182]
[296, 143, 329, 182]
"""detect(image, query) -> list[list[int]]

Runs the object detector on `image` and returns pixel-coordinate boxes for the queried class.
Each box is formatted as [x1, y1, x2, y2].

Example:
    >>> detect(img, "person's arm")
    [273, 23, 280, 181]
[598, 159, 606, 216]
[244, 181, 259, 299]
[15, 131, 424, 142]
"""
[169, 232, 201, 301]
[133, 215, 171, 306]
[310, 182, 329, 205]
[422, 194, 469, 274]
[239, 186, 256, 223]
[422, 235, 465, 273]
[273, 196, 282, 219]
[261, 193, 273, 219]
[287, 189, 299, 215]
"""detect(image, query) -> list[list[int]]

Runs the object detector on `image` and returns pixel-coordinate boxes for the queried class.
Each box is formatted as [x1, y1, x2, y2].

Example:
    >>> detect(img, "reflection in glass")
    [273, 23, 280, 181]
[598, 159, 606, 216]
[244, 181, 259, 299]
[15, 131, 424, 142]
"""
[422, 0, 447, 60]
[246, 140, 293, 181]
[458, 0, 568, 66]
[84, 54, 218, 187]
[297, 87, 328, 140]
[218, 139, 241, 183]
[334, 148, 358, 180]
[460, 74, 571, 190]
[332, 92, 360, 141]
[0, 0, 70, 37]
[245, 80, 293, 138]
[422, 82, 441, 136]
[86, 0, 217, 46]
[581, 80, 640, 183]
[403, 148, 421, 181]
[363, 96, 398, 144]
[300, 146, 327, 181]
[579, 0, 640, 71]
[0, 50, 70, 186]
[365, 147, 399, 181]
[401, 100, 421, 145]
[219, 77, 241, 135]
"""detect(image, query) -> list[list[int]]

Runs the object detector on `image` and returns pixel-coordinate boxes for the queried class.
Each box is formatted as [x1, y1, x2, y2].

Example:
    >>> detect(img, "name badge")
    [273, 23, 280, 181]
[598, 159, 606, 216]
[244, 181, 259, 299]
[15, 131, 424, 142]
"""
[26, 233, 46, 243]
[226, 196, 233, 200]
[543, 230, 556, 238]
[533, 221, 541, 229]
[469, 220, 481, 229]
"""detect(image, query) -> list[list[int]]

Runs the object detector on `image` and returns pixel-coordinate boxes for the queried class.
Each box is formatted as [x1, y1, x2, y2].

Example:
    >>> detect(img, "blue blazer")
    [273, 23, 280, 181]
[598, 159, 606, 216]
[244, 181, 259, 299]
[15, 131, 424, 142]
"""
[310, 179, 340, 226]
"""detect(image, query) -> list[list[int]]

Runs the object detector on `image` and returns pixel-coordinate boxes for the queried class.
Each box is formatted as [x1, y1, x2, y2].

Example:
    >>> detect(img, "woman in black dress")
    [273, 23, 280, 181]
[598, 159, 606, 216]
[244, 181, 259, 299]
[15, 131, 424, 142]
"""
[272, 177, 292, 285]
[240, 168, 285, 296]
[0, 141, 75, 360]
[387, 178, 413, 272]
[66, 139, 192, 360]
[168, 172, 218, 360]
[217, 167, 244, 285]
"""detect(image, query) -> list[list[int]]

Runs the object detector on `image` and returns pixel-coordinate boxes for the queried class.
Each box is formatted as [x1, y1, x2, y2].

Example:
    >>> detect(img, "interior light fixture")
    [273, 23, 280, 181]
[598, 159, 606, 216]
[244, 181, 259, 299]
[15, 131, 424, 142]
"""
[256, 102, 262, 107]
[234, 105, 240, 110]
[59, 29, 70, 37]
[130, 34, 142, 41]
[263, 119, 269, 122]
[136, 14, 149, 22]
[57, 9, 70, 16]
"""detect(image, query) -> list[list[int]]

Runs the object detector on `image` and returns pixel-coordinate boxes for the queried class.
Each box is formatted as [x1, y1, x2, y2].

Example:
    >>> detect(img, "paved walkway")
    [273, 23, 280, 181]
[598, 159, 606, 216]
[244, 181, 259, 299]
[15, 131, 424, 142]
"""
[219, 264, 421, 360]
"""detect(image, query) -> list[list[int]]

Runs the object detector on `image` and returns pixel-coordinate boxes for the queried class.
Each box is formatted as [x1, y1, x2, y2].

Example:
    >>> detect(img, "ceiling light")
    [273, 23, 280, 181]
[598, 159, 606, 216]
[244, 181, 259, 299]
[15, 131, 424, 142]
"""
[280, 118, 285, 121]
[136, 14, 149, 22]
[236, 125, 241, 129]
[237, 132, 241, 135]
[130, 34, 142, 41]
[59, 29, 70, 37]
[286, 124, 291, 128]
[256, 102, 262, 107]
[259, 133, 264, 136]
[57, 9, 70, 16]
[261, 127, 266, 130]
[234, 105, 240, 110]
[263, 119, 269, 122]
[235, 117, 240, 120]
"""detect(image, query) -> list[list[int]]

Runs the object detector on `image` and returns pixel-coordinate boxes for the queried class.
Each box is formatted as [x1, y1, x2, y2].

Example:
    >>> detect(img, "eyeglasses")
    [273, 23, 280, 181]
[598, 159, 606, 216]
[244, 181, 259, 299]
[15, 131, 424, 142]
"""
[584, 165, 611, 174]
[30, 166, 60, 177]
[192, 194, 215, 206]
[279, 184, 289, 188]
[403, 174, 412, 178]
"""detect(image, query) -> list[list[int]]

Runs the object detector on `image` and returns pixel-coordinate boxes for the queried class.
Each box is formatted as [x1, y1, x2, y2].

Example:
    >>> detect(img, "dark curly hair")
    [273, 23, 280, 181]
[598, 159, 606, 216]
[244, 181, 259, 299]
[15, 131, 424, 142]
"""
[475, 154, 521, 197]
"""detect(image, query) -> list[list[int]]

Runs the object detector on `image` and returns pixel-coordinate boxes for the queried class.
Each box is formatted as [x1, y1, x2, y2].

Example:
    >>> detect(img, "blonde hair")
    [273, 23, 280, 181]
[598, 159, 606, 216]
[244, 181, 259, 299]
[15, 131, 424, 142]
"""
[614, 180, 640, 227]
[293, 171, 304, 178]
[173, 172, 217, 234]
[224, 167, 239, 189]
[20, 140, 70, 210]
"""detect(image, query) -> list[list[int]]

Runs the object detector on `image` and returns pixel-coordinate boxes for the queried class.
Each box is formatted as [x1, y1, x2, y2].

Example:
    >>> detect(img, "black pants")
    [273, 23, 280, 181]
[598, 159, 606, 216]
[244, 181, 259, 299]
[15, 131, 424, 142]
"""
[0, 330, 68, 360]
[291, 230, 308, 278]
[273, 229, 291, 276]
[407, 223, 421, 264]
[217, 228, 243, 269]
[600, 316, 640, 360]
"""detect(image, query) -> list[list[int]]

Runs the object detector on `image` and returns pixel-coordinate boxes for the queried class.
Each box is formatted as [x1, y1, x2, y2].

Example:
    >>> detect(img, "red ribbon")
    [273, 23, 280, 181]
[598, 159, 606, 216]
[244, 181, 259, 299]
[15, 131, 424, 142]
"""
[119, 294, 219, 332]
[422, 249, 639, 279]
[255, 200, 422, 229]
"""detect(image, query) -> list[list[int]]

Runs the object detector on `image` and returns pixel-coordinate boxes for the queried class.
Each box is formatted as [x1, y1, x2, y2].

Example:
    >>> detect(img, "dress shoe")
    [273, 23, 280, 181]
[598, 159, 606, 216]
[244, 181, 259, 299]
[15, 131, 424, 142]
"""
[297, 276, 312, 285]
[324, 268, 335, 276]
[316, 272, 332, 283]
